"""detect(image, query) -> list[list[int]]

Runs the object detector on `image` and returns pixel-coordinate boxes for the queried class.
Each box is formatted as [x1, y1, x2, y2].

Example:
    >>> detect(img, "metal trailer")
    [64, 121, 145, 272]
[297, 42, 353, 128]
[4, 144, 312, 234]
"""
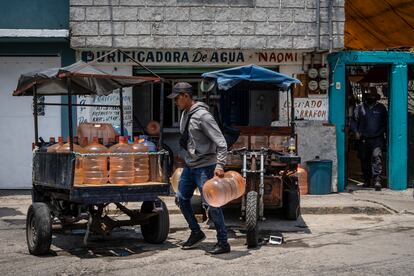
[201, 65, 302, 248]
[13, 50, 171, 256]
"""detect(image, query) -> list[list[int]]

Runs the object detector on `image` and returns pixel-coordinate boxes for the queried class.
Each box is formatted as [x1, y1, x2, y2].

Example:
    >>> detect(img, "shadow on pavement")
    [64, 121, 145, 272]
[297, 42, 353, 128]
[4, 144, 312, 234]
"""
[0, 189, 31, 196]
[0, 207, 24, 218]
[50, 227, 178, 259]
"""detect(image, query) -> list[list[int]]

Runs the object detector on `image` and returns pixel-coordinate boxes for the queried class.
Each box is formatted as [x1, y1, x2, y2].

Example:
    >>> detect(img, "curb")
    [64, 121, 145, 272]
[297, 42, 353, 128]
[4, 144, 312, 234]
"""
[164, 206, 392, 216]
[300, 206, 392, 215]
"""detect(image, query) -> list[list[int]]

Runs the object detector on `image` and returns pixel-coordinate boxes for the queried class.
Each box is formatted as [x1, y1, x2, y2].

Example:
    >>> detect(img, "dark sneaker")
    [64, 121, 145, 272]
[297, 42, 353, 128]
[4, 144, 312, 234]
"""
[374, 182, 382, 191]
[207, 242, 231, 255]
[182, 231, 206, 250]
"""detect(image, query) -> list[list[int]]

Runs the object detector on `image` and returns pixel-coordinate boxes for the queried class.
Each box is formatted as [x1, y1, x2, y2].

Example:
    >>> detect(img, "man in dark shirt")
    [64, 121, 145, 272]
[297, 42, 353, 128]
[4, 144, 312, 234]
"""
[351, 87, 387, 191]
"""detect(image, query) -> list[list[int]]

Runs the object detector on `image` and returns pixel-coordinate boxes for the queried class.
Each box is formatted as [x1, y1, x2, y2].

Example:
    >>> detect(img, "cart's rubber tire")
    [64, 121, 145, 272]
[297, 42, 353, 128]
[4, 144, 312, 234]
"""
[26, 203, 52, 255]
[283, 177, 301, 220]
[141, 200, 170, 244]
[246, 191, 259, 248]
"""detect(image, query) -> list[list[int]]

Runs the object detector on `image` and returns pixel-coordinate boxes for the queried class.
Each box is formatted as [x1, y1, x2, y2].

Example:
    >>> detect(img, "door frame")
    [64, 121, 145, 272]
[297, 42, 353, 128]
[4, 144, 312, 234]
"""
[328, 51, 412, 191]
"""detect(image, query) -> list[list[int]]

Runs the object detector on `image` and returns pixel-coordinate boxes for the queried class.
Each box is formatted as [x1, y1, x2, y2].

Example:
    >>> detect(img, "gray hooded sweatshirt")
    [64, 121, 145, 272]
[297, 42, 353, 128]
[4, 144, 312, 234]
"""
[180, 102, 227, 170]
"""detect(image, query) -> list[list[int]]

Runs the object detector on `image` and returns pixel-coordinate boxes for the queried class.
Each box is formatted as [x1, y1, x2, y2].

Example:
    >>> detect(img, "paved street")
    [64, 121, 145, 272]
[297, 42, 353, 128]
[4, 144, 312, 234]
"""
[1, 192, 413, 276]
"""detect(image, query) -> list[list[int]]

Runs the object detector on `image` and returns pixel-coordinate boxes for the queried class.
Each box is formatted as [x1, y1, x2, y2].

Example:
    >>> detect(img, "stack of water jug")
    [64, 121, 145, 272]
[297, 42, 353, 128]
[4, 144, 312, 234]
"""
[46, 135, 160, 185]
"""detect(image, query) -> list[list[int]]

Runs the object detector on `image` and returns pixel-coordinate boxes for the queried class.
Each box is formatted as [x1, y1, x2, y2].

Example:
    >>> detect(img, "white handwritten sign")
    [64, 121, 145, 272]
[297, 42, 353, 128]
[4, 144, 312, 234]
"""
[77, 91, 133, 137]
[278, 97, 328, 122]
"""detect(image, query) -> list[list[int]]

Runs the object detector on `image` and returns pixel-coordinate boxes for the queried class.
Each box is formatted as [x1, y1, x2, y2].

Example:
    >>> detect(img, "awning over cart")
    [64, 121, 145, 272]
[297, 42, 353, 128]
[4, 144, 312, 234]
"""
[202, 64, 301, 91]
[13, 60, 160, 96]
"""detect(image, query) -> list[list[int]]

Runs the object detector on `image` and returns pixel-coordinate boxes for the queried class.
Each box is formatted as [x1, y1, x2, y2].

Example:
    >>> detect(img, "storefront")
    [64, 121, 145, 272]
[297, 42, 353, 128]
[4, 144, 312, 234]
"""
[76, 48, 330, 153]
[328, 51, 414, 192]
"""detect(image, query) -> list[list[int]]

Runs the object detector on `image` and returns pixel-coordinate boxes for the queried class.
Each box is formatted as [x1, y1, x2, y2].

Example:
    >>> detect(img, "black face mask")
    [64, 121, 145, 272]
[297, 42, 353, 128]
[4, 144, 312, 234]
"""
[366, 98, 376, 105]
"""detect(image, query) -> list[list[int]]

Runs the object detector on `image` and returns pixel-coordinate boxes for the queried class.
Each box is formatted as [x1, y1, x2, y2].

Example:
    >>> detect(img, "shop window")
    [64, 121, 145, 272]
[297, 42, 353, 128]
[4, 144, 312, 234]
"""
[132, 67, 279, 130]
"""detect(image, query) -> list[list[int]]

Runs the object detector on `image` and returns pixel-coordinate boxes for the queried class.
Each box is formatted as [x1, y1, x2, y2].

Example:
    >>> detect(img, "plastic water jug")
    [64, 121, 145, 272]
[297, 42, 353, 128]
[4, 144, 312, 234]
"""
[47, 136, 64, 152]
[169, 167, 182, 193]
[169, 167, 201, 196]
[251, 136, 268, 149]
[296, 164, 308, 195]
[132, 137, 150, 183]
[49, 137, 56, 145]
[57, 138, 84, 185]
[140, 135, 161, 181]
[83, 137, 108, 185]
[203, 171, 246, 207]
[269, 135, 288, 152]
[77, 123, 116, 147]
[109, 136, 134, 184]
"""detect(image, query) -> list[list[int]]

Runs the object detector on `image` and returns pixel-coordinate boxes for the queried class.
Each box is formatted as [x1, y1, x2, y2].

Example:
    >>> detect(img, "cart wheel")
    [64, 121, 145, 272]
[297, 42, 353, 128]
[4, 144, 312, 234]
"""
[141, 200, 170, 244]
[26, 203, 52, 255]
[283, 177, 301, 220]
[246, 191, 259, 248]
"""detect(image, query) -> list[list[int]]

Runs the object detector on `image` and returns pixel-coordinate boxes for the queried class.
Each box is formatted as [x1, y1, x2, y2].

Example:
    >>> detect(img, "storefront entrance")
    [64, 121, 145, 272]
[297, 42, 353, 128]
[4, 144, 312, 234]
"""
[328, 51, 413, 191]
[345, 65, 390, 189]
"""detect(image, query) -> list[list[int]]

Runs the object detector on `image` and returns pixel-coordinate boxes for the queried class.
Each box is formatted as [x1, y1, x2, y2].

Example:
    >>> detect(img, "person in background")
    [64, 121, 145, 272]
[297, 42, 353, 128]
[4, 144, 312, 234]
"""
[167, 82, 230, 254]
[351, 87, 387, 191]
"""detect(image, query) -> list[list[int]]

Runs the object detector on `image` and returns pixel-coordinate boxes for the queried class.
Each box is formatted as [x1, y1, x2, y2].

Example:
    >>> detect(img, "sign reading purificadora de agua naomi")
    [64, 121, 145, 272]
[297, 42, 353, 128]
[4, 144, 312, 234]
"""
[80, 49, 303, 66]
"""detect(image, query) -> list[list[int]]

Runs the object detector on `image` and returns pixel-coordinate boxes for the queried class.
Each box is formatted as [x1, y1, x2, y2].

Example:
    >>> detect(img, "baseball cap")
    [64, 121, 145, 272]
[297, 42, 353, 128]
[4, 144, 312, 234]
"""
[167, 82, 193, 99]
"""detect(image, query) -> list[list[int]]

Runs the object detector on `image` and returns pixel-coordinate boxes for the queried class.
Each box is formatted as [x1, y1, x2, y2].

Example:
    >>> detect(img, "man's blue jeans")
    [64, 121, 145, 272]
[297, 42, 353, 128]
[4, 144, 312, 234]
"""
[177, 164, 228, 243]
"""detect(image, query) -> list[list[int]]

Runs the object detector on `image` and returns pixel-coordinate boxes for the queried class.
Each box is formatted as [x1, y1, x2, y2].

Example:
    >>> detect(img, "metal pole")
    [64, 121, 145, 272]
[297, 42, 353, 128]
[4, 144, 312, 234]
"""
[119, 88, 125, 137]
[241, 152, 247, 217]
[37, 102, 122, 108]
[328, 0, 333, 52]
[33, 84, 39, 146]
[67, 78, 74, 151]
[290, 85, 295, 136]
[159, 81, 165, 150]
[160, 81, 166, 182]
[259, 152, 265, 219]
[316, 0, 321, 50]
[242, 153, 247, 178]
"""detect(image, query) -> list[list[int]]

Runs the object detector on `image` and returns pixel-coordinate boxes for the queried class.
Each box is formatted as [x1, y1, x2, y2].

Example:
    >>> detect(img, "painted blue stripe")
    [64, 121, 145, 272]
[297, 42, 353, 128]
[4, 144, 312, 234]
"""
[328, 60, 346, 192]
[389, 64, 408, 190]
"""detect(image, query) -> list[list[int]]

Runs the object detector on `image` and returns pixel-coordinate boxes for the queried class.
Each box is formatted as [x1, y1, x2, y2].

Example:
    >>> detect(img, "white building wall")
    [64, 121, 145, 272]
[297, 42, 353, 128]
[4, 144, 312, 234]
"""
[0, 56, 61, 189]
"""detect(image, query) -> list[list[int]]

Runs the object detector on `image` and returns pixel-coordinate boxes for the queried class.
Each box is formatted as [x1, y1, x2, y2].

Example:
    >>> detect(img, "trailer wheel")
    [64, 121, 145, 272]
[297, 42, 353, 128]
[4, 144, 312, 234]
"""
[283, 176, 301, 220]
[141, 200, 170, 244]
[246, 191, 259, 248]
[26, 203, 52, 255]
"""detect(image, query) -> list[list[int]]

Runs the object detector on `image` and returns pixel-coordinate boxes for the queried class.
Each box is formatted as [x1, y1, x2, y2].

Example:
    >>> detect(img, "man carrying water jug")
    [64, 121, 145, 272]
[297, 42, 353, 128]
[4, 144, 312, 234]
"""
[167, 82, 230, 254]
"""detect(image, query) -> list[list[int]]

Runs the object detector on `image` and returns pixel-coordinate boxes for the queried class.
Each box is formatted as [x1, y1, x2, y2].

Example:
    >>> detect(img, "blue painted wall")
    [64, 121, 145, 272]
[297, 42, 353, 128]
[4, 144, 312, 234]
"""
[328, 51, 414, 191]
[0, 0, 69, 29]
